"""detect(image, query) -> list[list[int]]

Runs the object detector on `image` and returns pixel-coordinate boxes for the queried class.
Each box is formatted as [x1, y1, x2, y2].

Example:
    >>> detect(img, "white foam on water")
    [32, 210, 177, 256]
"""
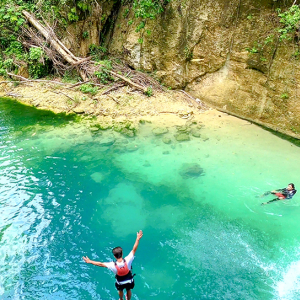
[276, 256, 300, 299]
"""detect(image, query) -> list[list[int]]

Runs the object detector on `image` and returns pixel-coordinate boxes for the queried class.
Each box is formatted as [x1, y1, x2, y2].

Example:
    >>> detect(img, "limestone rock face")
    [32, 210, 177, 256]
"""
[106, 0, 300, 138]
[59, 0, 300, 137]
[62, 1, 115, 57]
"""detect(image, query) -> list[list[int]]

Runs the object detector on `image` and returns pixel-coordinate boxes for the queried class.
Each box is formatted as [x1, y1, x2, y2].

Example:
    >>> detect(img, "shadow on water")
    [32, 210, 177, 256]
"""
[257, 124, 300, 147]
[0, 97, 78, 128]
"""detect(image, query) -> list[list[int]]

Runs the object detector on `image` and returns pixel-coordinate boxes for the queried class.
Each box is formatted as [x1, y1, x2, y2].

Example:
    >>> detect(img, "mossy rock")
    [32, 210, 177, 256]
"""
[113, 120, 137, 137]
[175, 133, 190, 142]
[96, 122, 112, 130]
[152, 127, 169, 135]
[162, 137, 172, 144]
[120, 128, 135, 137]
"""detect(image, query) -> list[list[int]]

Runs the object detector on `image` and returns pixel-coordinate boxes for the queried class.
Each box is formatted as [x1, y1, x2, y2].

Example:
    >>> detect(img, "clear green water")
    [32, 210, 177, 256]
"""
[1, 98, 300, 300]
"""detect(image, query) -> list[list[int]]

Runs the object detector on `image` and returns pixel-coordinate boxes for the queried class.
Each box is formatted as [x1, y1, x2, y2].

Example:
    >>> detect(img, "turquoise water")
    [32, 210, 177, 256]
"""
[1, 98, 300, 300]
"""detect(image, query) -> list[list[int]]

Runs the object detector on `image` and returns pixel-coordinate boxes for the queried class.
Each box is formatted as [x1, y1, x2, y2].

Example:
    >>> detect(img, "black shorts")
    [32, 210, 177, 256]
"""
[115, 280, 135, 291]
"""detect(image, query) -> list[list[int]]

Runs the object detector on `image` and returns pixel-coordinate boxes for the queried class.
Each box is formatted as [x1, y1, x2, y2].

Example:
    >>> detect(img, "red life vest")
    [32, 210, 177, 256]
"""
[115, 259, 130, 276]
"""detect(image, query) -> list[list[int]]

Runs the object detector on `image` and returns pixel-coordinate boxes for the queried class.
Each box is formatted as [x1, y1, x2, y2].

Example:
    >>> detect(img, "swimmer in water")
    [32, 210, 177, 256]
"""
[261, 183, 297, 205]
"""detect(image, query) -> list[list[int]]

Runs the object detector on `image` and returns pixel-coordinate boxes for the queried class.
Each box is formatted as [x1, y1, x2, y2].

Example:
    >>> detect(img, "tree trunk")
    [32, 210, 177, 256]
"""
[22, 10, 88, 81]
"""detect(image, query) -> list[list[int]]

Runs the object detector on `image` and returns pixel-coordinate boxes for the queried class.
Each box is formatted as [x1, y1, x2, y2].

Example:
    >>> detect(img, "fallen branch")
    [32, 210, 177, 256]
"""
[66, 81, 88, 89]
[108, 95, 120, 104]
[6, 72, 74, 85]
[101, 83, 125, 95]
[0, 80, 33, 86]
[7, 72, 29, 81]
[110, 70, 147, 94]
[180, 90, 206, 108]
[50, 90, 75, 102]
[22, 10, 88, 81]
[6, 92, 22, 97]
[19, 10, 158, 95]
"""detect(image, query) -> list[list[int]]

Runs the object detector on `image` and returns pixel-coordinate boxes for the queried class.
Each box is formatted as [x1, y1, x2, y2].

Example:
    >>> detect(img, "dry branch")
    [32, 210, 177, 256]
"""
[51, 90, 75, 102]
[101, 83, 125, 95]
[6, 72, 73, 86]
[19, 10, 160, 96]
[110, 71, 147, 93]
[22, 10, 88, 81]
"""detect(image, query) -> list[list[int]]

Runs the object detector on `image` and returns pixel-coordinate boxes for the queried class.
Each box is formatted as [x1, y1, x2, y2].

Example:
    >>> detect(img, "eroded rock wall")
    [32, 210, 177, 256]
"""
[107, 0, 300, 138]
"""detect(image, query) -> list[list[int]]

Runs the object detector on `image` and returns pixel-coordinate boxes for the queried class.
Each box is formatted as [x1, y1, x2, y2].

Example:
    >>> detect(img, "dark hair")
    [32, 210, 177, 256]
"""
[112, 246, 123, 259]
[289, 183, 295, 189]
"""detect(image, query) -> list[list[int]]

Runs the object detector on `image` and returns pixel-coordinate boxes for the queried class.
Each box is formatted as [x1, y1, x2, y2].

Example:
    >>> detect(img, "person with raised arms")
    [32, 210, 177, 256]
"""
[83, 230, 143, 300]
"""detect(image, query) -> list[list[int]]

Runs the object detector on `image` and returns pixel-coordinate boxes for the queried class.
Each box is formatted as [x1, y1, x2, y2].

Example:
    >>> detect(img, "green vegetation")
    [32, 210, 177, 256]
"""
[94, 60, 113, 84]
[184, 46, 193, 60]
[123, 0, 171, 33]
[89, 44, 108, 60]
[277, 5, 300, 41]
[280, 92, 289, 99]
[82, 31, 89, 39]
[0, 0, 102, 79]
[246, 47, 259, 54]
[145, 86, 153, 97]
[80, 83, 98, 95]
[246, 5, 300, 62]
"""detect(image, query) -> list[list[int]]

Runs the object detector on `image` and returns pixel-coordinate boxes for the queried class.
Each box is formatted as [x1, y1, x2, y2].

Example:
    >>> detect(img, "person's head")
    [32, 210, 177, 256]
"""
[112, 246, 123, 259]
[288, 183, 295, 190]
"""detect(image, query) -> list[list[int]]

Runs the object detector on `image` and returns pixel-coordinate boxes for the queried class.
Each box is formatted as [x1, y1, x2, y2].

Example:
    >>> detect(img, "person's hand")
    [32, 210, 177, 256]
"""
[83, 256, 91, 263]
[137, 230, 143, 240]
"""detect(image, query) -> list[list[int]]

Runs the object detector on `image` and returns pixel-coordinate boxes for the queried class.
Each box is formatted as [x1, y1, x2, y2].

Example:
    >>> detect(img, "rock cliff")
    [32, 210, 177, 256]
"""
[102, 0, 299, 138]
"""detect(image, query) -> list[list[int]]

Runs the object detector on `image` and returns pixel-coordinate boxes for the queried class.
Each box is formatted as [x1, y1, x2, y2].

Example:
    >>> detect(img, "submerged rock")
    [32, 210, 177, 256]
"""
[143, 161, 151, 167]
[152, 127, 169, 135]
[176, 125, 191, 133]
[190, 128, 201, 138]
[162, 137, 172, 144]
[201, 135, 209, 141]
[179, 163, 204, 179]
[126, 144, 139, 152]
[99, 135, 116, 146]
[120, 128, 135, 137]
[91, 172, 105, 183]
[175, 133, 190, 142]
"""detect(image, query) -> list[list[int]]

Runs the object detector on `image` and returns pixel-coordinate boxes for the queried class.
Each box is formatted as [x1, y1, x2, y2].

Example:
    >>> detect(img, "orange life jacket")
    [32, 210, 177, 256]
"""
[114, 259, 134, 283]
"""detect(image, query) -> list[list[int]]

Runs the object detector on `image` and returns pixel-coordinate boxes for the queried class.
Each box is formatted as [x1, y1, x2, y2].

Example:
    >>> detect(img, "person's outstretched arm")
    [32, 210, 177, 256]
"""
[82, 256, 107, 267]
[132, 230, 143, 255]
